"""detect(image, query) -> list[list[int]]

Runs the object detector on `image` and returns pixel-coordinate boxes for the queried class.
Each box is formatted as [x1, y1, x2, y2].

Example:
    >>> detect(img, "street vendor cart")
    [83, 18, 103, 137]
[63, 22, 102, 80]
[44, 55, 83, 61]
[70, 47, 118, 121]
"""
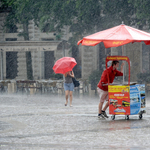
[77, 24, 149, 120]
[106, 56, 146, 120]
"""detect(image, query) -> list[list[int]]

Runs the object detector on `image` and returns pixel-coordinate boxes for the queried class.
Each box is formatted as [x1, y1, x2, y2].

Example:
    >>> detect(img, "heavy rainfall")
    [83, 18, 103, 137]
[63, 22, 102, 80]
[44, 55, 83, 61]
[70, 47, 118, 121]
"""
[0, 0, 150, 149]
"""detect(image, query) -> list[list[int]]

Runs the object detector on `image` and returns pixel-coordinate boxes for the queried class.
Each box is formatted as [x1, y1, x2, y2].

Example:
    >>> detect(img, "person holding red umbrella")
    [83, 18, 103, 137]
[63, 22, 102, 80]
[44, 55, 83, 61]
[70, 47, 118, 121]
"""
[64, 70, 75, 107]
[53, 57, 77, 107]
[97, 60, 124, 119]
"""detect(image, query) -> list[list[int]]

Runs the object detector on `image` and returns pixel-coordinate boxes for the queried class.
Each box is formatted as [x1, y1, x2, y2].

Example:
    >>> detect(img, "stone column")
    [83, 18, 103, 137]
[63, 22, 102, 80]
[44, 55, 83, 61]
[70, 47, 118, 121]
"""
[16, 51, 27, 79]
[81, 45, 98, 79]
[7, 83, 12, 94]
[31, 49, 41, 80]
[3, 51, 6, 79]
[89, 84, 95, 96]
[79, 81, 83, 94]
[111, 47, 119, 56]
[125, 43, 141, 82]
[11, 82, 16, 93]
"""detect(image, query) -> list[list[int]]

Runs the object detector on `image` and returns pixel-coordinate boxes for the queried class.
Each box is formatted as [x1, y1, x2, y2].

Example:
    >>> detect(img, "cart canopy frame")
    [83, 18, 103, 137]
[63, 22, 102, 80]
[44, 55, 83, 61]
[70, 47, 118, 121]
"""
[106, 56, 130, 85]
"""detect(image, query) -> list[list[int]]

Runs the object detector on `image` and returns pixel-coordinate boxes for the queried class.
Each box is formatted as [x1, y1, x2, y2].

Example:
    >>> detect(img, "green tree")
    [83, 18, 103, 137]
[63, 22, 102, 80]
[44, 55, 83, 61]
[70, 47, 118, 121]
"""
[102, 0, 136, 27]
[129, 0, 150, 28]
[33, 0, 77, 32]
[30, 0, 147, 78]
[2, 0, 149, 80]
[2, 0, 148, 41]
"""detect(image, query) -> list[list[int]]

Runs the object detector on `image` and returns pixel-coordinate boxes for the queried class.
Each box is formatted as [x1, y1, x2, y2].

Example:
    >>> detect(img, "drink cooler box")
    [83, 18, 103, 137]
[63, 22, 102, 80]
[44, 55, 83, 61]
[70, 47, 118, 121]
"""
[108, 84, 146, 120]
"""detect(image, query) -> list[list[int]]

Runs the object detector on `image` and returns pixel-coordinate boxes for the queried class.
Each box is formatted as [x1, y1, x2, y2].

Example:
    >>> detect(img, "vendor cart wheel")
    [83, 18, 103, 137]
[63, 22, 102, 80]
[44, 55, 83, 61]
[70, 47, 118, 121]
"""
[125, 115, 129, 120]
[111, 115, 115, 120]
[139, 114, 143, 119]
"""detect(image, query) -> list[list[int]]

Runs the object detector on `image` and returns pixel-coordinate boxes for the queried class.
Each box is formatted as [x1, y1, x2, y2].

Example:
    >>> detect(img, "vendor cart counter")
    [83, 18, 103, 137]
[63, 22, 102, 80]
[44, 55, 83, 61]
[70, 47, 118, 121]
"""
[108, 84, 146, 120]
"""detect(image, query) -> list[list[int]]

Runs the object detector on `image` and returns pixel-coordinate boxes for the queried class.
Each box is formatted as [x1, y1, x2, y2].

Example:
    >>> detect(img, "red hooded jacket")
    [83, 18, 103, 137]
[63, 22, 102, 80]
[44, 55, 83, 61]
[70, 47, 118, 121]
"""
[97, 66, 123, 91]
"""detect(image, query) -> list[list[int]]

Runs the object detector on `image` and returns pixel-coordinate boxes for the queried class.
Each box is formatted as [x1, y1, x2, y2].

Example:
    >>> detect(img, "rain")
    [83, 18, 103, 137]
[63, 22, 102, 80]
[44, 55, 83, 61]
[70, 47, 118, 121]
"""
[0, 0, 150, 149]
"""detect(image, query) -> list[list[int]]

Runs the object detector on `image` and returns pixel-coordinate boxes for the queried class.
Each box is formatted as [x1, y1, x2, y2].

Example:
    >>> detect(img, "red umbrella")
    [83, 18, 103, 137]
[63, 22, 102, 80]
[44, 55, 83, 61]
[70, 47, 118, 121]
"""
[78, 24, 150, 48]
[53, 57, 77, 74]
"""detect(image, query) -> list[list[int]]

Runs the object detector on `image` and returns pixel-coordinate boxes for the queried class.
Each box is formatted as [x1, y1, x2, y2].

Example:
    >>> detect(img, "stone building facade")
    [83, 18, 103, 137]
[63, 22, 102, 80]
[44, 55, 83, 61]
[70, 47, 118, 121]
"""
[1, 10, 150, 82]
[0, 12, 71, 80]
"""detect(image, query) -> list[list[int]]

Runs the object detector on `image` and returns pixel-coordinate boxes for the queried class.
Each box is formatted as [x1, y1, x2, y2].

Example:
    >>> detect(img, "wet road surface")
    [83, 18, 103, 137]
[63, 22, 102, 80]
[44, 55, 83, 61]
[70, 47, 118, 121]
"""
[0, 94, 150, 150]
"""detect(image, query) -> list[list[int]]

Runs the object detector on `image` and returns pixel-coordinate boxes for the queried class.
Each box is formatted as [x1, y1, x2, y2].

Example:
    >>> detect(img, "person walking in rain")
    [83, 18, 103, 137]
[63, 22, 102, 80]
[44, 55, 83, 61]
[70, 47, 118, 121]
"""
[97, 60, 124, 119]
[64, 71, 74, 107]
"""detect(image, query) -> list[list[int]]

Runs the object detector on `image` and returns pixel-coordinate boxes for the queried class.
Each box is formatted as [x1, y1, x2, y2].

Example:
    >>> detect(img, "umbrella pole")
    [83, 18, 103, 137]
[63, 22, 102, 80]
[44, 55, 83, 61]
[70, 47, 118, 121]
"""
[122, 45, 125, 83]
[63, 42, 65, 81]
[122, 45, 124, 56]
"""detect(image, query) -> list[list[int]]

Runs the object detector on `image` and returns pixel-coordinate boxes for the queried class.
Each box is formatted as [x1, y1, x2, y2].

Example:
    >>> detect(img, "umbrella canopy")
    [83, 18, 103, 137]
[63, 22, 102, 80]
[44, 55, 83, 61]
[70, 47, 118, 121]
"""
[78, 24, 150, 48]
[53, 57, 77, 74]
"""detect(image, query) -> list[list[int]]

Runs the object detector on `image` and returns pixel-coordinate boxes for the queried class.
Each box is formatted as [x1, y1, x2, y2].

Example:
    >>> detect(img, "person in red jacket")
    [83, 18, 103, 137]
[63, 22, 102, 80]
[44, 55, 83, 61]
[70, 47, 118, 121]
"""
[97, 60, 124, 119]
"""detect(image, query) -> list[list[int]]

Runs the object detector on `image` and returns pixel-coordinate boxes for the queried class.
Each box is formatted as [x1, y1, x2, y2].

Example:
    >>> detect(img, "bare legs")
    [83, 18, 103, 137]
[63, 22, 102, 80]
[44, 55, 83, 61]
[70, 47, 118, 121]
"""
[103, 101, 109, 111]
[98, 101, 109, 114]
[98, 102, 104, 114]
[69, 91, 73, 106]
[65, 90, 69, 105]
[65, 90, 73, 106]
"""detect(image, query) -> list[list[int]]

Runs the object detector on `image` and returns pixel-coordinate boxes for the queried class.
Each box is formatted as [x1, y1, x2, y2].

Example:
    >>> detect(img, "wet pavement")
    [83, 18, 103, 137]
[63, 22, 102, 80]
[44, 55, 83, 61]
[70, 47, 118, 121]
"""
[0, 94, 150, 150]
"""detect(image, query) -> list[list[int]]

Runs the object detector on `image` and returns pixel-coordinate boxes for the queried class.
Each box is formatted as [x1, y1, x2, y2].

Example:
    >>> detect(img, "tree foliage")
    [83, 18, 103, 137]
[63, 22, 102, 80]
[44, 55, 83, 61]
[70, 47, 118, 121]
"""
[2, 0, 150, 42]
[2, 0, 150, 79]
[129, 0, 150, 28]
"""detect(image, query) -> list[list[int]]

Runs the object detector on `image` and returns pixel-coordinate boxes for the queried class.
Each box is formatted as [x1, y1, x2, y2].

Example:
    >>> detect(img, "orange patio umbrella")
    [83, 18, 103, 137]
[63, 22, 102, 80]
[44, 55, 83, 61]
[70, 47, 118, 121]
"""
[78, 24, 150, 48]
